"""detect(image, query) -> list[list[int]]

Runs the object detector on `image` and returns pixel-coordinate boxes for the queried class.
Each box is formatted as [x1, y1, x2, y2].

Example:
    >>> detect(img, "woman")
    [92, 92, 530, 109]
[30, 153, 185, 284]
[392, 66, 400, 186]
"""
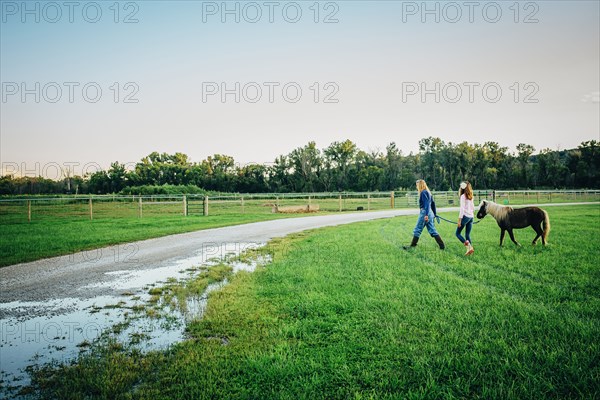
[456, 181, 475, 255]
[404, 179, 445, 250]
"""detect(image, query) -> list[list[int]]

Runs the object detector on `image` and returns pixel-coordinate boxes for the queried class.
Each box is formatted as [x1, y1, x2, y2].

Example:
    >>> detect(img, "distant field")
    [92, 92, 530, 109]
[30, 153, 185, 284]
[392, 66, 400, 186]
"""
[0, 213, 302, 267]
[0, 194, 398, 224]
[28, 205, 600, 399]
[493, 191, 600, 205]
[0, 193, 412, 267]
[1, 190, 597, 224]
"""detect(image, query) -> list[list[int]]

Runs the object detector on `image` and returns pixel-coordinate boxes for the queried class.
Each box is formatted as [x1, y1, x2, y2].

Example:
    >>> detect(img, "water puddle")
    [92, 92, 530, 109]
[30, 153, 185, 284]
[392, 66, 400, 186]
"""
[0, 242, 268, 398]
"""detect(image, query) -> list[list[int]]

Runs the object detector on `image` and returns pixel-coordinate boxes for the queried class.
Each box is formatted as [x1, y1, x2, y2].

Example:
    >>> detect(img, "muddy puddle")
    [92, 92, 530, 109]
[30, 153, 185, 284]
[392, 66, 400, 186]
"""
[0, 242, 268, 398]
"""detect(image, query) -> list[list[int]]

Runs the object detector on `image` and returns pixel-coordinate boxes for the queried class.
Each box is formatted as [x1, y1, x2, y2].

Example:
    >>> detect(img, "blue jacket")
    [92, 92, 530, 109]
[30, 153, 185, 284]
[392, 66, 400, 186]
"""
[419, 190, 432, 214]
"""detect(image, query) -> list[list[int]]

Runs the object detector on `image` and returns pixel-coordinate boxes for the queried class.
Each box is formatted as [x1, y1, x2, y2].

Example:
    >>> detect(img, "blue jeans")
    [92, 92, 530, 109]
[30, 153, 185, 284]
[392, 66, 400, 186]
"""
[455, 216, 473, 244]
[413, 209, 439, 238]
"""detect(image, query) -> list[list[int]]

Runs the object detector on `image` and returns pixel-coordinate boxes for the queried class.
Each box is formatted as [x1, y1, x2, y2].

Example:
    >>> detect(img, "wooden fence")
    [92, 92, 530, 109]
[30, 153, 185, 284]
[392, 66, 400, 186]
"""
[0, 190, 598, 224]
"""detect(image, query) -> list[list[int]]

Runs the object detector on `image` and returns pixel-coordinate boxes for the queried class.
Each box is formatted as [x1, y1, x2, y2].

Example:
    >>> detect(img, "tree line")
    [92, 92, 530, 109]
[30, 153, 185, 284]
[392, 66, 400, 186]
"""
[1, 138, 598, 195]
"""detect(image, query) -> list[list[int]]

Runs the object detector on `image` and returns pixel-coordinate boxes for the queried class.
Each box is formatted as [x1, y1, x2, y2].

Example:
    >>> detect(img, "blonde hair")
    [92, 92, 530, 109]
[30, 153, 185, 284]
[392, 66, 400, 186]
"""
[416, 179, 429, 193]
[459, 181, 473, 200]
[480, 200, 511, 222]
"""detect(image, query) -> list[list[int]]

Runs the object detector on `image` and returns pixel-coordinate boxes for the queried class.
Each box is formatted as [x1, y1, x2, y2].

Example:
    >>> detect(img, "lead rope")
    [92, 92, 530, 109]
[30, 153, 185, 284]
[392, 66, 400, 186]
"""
[434, 215, 482, 225]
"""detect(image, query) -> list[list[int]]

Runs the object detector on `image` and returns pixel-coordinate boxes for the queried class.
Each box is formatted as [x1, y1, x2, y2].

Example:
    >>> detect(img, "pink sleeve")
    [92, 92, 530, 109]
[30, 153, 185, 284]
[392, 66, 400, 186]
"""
[459, 195, 465, 219]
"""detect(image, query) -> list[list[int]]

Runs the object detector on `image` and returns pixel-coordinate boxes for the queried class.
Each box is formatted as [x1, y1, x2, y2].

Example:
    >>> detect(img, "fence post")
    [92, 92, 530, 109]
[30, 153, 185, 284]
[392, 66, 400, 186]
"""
[183, 195, 187, 216]
[28, 200, 31, 222]
[390, 191, 395, 209]
[338, 194, 342, 212]
[241, 196, 245, 213]
[203, 196, 209, 216]
[367, 194, 371, 211]
[138, 197, 143, 218]
[89, 197, 93, 220]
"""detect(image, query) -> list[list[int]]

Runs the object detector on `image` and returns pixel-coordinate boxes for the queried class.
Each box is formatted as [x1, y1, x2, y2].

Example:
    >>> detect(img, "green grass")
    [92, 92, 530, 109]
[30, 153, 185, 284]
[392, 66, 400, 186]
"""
[0, 196, 397, 267]
[493, 192, 600, 205]
[0, 213, 303, 267]
[25, 205, 600, 399]
[157, 262, 234, 314]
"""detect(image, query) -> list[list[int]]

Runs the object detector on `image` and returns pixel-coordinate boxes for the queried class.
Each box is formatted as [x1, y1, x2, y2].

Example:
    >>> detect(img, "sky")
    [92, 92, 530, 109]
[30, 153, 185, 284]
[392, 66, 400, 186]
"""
[1, 0, 599, 178]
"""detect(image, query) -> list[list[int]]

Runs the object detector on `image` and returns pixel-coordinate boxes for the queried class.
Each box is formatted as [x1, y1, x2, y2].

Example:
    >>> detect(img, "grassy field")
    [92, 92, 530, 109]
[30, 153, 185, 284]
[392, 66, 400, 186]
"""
[0, 213, 304, 267]
[26, 205, 600, 399]
[0, 194, 396, 267]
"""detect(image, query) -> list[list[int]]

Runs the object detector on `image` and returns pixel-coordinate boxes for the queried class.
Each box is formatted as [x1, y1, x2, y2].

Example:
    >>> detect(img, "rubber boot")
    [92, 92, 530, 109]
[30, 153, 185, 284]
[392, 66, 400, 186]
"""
[434, 235, 445, 250]
[403, 236, 419, 250]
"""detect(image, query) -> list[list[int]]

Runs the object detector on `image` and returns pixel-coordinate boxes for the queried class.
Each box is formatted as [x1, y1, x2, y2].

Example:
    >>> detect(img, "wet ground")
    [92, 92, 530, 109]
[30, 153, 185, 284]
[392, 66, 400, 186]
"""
[0, 243, 266, 396]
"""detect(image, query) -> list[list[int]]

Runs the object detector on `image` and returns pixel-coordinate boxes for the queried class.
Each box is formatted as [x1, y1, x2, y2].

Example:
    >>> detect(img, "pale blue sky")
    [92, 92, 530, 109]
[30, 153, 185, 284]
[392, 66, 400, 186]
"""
[1, 0, 599, 176]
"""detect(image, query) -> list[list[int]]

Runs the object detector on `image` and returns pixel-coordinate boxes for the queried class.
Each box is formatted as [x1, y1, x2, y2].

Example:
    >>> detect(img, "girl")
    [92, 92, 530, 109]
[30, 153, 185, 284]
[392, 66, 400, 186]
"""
[456, 181, 475, 255]
[404, 179, 445, 250]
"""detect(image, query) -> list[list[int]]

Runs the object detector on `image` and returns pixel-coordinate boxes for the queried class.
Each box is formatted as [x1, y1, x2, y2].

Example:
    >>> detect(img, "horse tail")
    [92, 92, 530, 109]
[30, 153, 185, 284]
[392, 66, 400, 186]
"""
[542, 209, 551, 243]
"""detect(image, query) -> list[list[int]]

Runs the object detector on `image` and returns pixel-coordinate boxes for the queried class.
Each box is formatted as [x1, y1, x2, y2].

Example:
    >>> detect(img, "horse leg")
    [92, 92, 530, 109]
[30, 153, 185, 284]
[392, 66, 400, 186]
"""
[500, 229, 506, 246]
[542, 232, 547, 246]
[532, 224, 543, 245]
[508, 229, 521, 246]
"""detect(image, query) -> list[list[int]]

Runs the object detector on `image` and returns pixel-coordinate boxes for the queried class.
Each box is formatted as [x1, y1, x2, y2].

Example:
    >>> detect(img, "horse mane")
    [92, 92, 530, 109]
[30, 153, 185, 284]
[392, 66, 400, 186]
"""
[484, 200, 512, 223]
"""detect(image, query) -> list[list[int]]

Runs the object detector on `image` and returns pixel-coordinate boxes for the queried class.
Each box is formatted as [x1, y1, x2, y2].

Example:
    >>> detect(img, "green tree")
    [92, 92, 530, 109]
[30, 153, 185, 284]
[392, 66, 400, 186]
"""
[418, 137, 446, 189]
[202, 154, 235, 191]
[288, 142, 323, 192]
[237, 164, 269, 193]
[88, 171, 111, 194]
[324, 140, 358, 190]
[516, 143, 535, 188]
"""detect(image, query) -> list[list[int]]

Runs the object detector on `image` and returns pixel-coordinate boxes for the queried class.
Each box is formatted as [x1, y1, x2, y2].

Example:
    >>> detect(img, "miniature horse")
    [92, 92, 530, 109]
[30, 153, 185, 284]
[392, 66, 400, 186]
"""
[476, 200, 550, 246]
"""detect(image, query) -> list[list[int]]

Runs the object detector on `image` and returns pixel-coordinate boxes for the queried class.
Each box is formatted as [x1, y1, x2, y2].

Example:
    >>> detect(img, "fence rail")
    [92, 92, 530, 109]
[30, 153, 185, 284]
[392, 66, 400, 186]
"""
[1, 190, 598, 224]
